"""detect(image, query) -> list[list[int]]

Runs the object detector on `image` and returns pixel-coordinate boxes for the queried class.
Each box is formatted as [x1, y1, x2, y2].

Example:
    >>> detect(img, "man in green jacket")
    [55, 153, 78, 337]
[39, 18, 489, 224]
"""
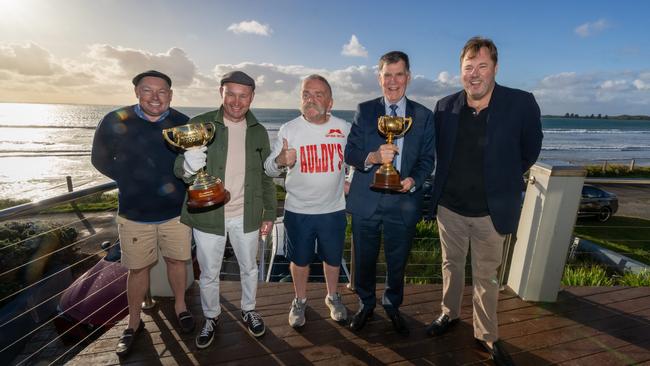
[174, 71, 276, 349]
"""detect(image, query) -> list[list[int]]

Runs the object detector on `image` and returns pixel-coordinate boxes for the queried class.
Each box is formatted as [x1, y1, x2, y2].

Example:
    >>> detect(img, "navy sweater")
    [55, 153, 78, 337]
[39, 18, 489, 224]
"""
[91, 105, 189, 222]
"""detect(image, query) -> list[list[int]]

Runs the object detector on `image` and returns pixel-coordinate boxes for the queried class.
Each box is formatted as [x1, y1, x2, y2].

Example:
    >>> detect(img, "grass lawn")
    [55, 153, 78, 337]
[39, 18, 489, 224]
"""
[573, 216, 650, 265]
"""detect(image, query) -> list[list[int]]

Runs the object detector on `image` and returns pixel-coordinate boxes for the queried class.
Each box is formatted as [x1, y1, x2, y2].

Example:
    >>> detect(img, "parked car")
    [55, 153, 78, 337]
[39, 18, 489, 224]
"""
[578, 185, 618, 222]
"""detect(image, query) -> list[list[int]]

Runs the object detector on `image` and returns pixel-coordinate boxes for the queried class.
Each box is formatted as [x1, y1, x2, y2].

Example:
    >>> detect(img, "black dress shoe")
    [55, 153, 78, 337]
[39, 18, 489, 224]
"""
[116, 320, 144, 357]
[177, 310, 195, 334]
[387, 311, 409, 336]
[476, 339, 515, 366]
[349, 306, 374, 331]
[425, 313, 459, 336]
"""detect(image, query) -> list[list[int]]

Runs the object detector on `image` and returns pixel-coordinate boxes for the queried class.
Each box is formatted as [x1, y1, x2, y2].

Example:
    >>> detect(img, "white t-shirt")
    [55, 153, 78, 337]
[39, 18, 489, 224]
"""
[265, 115, 350, 214]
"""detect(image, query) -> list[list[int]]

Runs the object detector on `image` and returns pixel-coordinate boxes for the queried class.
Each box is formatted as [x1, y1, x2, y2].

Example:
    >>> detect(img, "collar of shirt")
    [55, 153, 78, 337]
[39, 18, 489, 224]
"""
[134, 104, 170, 122]
[383, 96, 406, 117]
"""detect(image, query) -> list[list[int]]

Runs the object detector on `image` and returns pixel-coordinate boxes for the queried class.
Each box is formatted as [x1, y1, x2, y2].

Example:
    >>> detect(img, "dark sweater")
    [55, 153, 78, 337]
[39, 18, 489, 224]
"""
[91, 105, 189, 222]
[439, 105, 489, 217]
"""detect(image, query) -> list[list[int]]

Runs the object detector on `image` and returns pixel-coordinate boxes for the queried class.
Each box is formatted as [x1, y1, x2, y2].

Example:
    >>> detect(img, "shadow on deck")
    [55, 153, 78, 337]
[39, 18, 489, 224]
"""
[68, 282, 650, 365]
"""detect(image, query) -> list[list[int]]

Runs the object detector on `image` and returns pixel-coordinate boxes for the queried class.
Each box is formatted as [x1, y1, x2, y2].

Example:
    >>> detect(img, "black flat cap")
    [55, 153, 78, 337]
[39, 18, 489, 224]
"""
[220, 70, 255, 90]
[132, 70, 172, 87]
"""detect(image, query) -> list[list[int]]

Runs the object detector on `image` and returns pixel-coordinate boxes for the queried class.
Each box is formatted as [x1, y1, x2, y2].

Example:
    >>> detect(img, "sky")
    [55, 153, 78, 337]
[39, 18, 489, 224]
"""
[1, 0, 649, 115]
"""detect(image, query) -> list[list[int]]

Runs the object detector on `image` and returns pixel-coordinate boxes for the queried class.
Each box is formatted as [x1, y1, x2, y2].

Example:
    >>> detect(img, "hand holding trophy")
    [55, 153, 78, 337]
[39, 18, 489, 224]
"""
[370, 115, 413, 190]
[162, 122, 230, 208]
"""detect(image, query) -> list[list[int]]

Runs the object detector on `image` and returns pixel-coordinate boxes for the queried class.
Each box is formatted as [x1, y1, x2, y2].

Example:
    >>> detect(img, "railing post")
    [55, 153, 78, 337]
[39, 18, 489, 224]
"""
[507, 163, 586, 302]
[258, 236, 267, 282]
[141, 288, 156, 310]
[346, 236, 356, 292]
[66, 176, 96, 235]
[498, 234, 515, 291]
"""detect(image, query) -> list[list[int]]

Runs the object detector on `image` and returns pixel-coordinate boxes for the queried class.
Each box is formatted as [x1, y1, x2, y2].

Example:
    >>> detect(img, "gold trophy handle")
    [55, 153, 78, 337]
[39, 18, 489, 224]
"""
[403, 117, 413, 134]
[396, 117, 413, 138]
[203, 122, 216, 143]
[162, 128, 182, 149]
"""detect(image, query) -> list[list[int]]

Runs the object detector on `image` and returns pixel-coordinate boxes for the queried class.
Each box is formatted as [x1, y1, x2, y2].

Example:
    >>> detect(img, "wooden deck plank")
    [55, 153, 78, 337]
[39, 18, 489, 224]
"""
[66, 282, 650, 366]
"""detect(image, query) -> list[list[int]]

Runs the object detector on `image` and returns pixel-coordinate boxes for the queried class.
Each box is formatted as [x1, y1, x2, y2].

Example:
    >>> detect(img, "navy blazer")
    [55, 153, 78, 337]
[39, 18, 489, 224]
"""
[345, 97, 435, 225]
[431, 84, 543, 234]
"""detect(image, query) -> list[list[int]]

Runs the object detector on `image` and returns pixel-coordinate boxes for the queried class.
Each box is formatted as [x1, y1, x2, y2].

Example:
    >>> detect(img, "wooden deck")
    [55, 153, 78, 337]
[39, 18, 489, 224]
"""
[69, 282, 650, 365]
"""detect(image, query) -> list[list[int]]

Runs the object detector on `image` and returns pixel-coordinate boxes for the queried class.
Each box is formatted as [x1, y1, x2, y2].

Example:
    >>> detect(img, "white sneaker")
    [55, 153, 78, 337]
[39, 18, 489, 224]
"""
[288, 298, 306, 328]
[325, 293, 347, 322]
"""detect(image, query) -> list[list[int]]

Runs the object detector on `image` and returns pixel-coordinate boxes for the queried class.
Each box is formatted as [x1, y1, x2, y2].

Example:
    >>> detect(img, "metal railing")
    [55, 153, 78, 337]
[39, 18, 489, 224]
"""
[1, 177, 649, 365]
[1, 180, 120, 365]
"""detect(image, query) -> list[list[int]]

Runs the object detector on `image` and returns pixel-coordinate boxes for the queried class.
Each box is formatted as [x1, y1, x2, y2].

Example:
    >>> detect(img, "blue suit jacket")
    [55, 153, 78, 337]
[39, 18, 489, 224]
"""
[431, 84, 543, 234]
[345, 97, 435, 226]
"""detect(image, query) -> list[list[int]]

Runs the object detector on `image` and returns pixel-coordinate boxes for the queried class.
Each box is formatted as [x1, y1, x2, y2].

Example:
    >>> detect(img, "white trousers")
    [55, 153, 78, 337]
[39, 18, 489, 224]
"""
[193, 216, 259, 318]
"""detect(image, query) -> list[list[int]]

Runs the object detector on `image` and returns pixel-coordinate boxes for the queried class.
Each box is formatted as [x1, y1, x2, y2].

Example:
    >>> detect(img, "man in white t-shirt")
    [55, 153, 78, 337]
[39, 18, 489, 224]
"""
[265, 74, 350, 328]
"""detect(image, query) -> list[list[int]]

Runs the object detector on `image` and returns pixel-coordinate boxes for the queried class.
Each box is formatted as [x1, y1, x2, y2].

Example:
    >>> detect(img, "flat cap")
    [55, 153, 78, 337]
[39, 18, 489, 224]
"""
[220, 70, 255, 90]
[132, 70, 172, 87]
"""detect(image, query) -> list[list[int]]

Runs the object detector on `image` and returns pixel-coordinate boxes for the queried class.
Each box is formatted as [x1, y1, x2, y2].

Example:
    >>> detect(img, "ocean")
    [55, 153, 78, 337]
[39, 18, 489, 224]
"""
[1, 102, 650, 201]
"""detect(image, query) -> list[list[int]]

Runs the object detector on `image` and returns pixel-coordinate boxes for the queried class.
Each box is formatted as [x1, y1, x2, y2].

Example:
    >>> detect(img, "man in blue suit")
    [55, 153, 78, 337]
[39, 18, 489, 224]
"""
[345, 51, 435, 336]
[426, 37, 542, 366]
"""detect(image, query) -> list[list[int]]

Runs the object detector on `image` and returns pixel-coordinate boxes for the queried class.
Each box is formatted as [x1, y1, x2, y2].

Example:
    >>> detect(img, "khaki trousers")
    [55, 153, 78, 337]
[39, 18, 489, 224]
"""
[437, 205, 505, 342]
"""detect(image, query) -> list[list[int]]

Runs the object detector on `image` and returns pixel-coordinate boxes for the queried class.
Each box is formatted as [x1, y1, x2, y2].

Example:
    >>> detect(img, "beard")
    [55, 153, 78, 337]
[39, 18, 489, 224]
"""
[301, 102, 327, 119]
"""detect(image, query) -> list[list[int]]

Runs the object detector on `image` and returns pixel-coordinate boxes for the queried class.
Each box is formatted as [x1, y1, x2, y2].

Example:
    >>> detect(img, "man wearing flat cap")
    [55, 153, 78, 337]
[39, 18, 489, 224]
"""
[92, 70, 195, 357]
[174, 70, 276, 348]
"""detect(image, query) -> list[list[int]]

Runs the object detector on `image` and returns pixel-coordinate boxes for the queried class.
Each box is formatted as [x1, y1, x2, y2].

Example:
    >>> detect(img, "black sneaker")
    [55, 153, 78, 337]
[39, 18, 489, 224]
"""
[242, 310, 265, 337]
[195, 317, 218, 349]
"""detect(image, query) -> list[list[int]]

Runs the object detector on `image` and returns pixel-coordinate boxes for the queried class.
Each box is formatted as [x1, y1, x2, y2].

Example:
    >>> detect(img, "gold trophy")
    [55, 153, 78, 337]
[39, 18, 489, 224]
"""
[371, 115, 413, 190]
[162, 122, 230, 208]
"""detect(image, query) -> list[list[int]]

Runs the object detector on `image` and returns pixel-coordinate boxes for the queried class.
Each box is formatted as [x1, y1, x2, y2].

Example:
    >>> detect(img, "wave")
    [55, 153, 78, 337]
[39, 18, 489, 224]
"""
[543, 145, 650, 151]
[0, 149, 91, 157]
[0, 140, 57, 146]
[0, 124, 96, 129]
[543, 129, 650, 134]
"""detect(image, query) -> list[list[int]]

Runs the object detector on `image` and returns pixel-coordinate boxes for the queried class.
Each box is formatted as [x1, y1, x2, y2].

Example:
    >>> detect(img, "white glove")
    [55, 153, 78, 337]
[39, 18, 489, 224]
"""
[183, 146, 207, 176]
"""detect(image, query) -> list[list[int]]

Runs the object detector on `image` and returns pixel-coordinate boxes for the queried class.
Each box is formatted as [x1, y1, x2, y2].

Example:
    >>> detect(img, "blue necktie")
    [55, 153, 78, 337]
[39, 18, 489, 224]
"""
[389, 104, 401, 171]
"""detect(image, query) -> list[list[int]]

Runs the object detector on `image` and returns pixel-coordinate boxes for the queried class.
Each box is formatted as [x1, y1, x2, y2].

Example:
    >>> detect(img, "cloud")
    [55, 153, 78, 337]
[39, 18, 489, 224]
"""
[575, 19, 609, 37]
[533, 70, 650, 114]
[341, 35, 368, 58]
[633, 72, 650, 90]
[2, 41, 650, 115]
[210, 62, 460, 109]
[0, 42, 58, 75]
[89, 45, 198, 87]
[227, 20, 272, 36]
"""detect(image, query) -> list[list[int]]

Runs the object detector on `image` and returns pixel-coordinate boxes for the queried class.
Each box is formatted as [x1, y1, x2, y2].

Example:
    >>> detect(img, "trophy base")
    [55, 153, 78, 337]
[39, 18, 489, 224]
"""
[371, 172, 403, 191]
[187, 184, 230, 209]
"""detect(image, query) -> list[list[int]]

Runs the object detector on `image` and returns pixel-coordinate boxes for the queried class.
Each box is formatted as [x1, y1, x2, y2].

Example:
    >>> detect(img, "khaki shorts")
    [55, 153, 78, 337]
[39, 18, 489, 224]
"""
[116, 215, 191, 270]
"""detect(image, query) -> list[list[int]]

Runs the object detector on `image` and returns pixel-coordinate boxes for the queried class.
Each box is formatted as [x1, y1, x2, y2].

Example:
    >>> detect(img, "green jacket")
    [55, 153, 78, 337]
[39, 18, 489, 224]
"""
[174, 107, 277, 235]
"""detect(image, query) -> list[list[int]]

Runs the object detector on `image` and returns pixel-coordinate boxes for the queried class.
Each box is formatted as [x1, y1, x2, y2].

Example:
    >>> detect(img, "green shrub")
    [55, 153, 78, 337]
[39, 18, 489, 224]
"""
[585, 164, 650, 178]
[562, 265, 614, 286]
[616, 269, 650, 286]
[0, 221, 79, 305]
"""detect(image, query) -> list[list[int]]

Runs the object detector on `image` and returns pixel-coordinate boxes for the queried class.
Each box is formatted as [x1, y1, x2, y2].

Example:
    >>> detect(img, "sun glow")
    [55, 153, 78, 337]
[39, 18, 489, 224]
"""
[0, 0, 29, 20]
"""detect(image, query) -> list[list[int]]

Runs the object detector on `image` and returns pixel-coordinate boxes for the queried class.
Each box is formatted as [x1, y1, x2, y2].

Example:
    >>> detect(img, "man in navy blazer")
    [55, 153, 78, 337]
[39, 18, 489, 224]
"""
[345, 51, 435, 335]
[426, 37, 542, 365]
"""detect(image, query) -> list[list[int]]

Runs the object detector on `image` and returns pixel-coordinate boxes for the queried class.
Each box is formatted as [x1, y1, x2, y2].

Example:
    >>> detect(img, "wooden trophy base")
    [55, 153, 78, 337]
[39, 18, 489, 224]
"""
[371, 169, 403, 191]
[187, 184, 230, 209]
